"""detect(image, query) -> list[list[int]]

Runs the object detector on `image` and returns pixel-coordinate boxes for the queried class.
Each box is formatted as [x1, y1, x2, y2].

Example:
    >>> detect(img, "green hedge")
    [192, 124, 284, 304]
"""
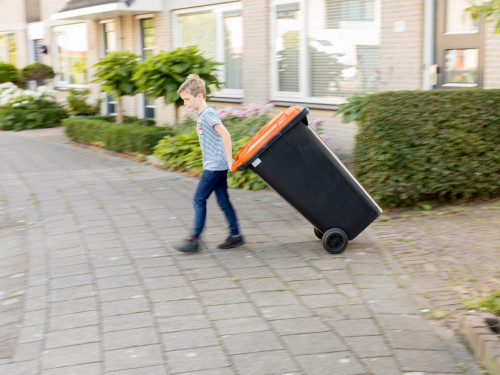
[0, 107, 67, 131]
[354, 89, 500, 208]
[63, 117, 173, 155]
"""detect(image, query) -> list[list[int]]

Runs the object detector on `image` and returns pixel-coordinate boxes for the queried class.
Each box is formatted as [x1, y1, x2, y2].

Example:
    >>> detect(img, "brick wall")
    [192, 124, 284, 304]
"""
[484, 23, 500, 89]
[25, 0, 41, 23]
[379, 0, 424, 91]
[241, 0, 270, 105]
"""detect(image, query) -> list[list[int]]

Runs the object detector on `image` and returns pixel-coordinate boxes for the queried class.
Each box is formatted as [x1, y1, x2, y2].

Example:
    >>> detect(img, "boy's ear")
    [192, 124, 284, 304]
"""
[196, 92, 205, 100]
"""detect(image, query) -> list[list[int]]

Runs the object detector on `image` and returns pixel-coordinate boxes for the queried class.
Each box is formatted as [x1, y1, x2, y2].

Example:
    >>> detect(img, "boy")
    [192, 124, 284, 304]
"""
[174, 74, 244, 253]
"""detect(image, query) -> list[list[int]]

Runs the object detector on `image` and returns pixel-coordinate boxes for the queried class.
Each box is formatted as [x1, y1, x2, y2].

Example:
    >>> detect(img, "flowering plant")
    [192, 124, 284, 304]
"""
[0, 83, 58, 109]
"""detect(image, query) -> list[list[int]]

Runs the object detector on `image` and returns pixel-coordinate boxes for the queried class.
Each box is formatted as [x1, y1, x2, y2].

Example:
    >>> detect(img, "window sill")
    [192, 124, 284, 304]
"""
[272, 101, 340, 111]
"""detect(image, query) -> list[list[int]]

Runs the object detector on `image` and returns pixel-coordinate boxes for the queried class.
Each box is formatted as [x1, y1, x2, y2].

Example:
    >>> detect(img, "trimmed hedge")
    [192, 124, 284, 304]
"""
[0, 107, 67, 131]
[354, 89, 500, 208]
[63, 117, 173, 155]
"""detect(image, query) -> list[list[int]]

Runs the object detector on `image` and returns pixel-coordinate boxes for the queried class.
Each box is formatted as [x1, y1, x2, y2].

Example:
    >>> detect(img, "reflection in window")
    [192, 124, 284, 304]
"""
[177, 6, 243, 92]
[446, 0, 479, 33]
[54, 24, 88, 85]
[140, 18, 155, 58]
[276, 4, 300, 92]
[223, 11, 243, 90]
[140, 18, 155, 118]
[444, 49, 478, 85]
[103, 22, 117, 55]
[0, 33, 17, 65]
[274, 0, 380, 100]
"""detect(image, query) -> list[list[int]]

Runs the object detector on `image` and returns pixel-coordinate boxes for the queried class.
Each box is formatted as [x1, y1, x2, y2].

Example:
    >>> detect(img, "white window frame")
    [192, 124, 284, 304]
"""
[173, 2, 243, 100]
[53, 23, 89, 89]
[270, 0, 380, 105]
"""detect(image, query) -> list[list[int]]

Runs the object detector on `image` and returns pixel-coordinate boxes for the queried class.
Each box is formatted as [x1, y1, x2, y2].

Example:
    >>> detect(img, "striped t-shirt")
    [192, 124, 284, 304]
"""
[197, 107, 228, 171]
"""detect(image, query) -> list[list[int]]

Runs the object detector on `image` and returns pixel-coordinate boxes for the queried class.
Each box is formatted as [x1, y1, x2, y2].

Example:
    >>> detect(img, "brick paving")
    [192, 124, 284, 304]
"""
[372, 200, 500, 327]
[0, 127, 487, 374]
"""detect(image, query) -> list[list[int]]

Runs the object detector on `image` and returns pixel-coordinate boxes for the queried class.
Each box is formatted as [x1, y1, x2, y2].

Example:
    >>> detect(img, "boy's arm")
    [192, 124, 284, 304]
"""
[214, 123, 234, 170]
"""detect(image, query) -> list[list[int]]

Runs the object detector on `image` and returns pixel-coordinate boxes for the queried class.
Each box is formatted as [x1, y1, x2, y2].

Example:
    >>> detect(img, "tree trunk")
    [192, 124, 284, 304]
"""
[116, 98, 123, 124]
[174, 105, 179, 124]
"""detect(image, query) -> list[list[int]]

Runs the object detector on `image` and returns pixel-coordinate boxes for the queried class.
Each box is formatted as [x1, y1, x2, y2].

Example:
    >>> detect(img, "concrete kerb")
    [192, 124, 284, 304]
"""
[459, 312, 500, 375]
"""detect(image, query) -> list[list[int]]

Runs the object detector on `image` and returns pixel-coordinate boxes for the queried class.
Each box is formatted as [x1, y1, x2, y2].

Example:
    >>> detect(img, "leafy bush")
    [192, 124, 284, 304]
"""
[0, 83, 67, 130]
[0, 62, 19, 85]
[63, 117, 173, 154]
[0, 107, 67, 131]
[66, 88, 100, 115]
[92, 51, 140, 123]
[153, 104, 273, 190]
[134, 46, 221, 122]
[91, 115, 156, 126]
[20, 63, 54, 86]
[352, 89, 500, 208]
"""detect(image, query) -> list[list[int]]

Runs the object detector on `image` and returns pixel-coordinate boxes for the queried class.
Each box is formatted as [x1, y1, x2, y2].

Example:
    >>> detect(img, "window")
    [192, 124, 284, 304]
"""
[0, 33, 17, 65]
[272, 0, 380, 103]
[435, 0, 484, 88]
[103, 22, 117, 55]
[175, 3, 243, 97]
[54, 24, 88, 86]
[139, 17, 155, 118]
[101, 21, 117, 114]
[140, 18, 155, 58]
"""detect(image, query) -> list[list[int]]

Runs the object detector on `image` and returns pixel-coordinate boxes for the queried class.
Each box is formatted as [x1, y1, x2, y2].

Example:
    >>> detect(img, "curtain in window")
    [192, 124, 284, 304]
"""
[310, 0, 378, 97]
[276, 4, 300, 92]
[178, 9, 243, 91]
[223, 11, 243, 90]
[178, 12, 217, 61]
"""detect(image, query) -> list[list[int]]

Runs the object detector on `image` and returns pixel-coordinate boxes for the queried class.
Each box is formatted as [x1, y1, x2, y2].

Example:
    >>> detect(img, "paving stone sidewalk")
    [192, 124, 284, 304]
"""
[0, 128, 484, 375]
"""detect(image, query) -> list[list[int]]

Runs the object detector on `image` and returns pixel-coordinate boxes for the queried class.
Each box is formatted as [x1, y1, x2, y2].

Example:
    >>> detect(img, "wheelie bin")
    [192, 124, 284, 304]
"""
[231, 106, 382, 254]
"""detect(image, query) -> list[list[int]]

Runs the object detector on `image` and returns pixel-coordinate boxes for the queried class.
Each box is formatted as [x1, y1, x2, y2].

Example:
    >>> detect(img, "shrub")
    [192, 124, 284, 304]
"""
[153, 104, 272, 190]
[0, 106, 67, 131]
[134, 46, 221, 122]
[352, 89, 500, 208]
[92, 51, 140, 123]
[0, 62, 19, 85]
[66, 88, 100, 115]
[63, 117, 173, 154]
[20, 63, 54, 86]
[0, 84, 67, 130]
[91, 115, 156, 126]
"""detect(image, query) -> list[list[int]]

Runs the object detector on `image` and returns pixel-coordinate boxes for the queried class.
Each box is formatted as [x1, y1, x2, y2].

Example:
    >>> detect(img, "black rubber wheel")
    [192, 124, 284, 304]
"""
[313, 228, 323, 240]
[322, 228, 348, 254]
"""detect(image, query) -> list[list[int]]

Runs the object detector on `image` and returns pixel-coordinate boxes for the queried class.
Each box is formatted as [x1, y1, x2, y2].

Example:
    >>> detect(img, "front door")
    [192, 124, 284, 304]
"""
[435, 0, 484, 88]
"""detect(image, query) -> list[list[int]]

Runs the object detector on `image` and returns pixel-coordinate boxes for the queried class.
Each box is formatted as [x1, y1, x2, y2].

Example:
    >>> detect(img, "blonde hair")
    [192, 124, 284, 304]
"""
[177, 74, 206, 98]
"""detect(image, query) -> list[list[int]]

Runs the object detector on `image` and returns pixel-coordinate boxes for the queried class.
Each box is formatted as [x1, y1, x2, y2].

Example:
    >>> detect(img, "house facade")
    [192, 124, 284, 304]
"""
[1, 0, 499, 148]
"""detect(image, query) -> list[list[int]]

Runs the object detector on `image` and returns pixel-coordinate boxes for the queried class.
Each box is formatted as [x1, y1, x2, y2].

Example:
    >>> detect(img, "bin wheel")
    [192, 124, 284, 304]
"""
[314, 228, 323, 240]
[322, 228, 348, 254]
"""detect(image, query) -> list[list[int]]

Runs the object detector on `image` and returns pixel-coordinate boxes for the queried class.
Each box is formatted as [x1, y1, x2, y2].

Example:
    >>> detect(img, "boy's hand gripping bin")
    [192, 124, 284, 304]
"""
[232, 106, 382, 254]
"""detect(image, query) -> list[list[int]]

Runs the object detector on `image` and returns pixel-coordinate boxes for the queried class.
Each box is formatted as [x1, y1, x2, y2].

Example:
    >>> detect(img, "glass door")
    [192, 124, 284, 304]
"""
[435, 0, 484, 88]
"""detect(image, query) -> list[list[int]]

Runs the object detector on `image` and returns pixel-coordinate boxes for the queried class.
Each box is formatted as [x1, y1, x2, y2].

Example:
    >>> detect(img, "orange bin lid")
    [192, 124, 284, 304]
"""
[231, 106, 301, 172]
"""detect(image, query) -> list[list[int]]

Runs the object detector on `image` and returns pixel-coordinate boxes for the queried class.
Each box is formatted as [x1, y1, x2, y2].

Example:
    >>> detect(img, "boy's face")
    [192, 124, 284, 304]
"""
[180, 91, 204, 113]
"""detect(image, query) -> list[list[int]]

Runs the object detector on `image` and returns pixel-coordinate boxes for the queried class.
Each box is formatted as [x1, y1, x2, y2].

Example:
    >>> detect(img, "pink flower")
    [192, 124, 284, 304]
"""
[264, 103, 275, 110]
[312, 118, 324, 126]
[320, 135, 331, 141]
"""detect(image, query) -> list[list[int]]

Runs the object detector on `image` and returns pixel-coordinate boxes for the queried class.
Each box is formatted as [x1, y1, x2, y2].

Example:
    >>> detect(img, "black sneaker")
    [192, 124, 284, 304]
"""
[174, 238, 200, 253]
[218, 235, 244, 249]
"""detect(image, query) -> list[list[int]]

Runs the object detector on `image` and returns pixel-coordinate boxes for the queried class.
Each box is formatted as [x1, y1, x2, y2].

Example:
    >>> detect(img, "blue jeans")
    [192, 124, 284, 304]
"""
[191, 169, 240, 239]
